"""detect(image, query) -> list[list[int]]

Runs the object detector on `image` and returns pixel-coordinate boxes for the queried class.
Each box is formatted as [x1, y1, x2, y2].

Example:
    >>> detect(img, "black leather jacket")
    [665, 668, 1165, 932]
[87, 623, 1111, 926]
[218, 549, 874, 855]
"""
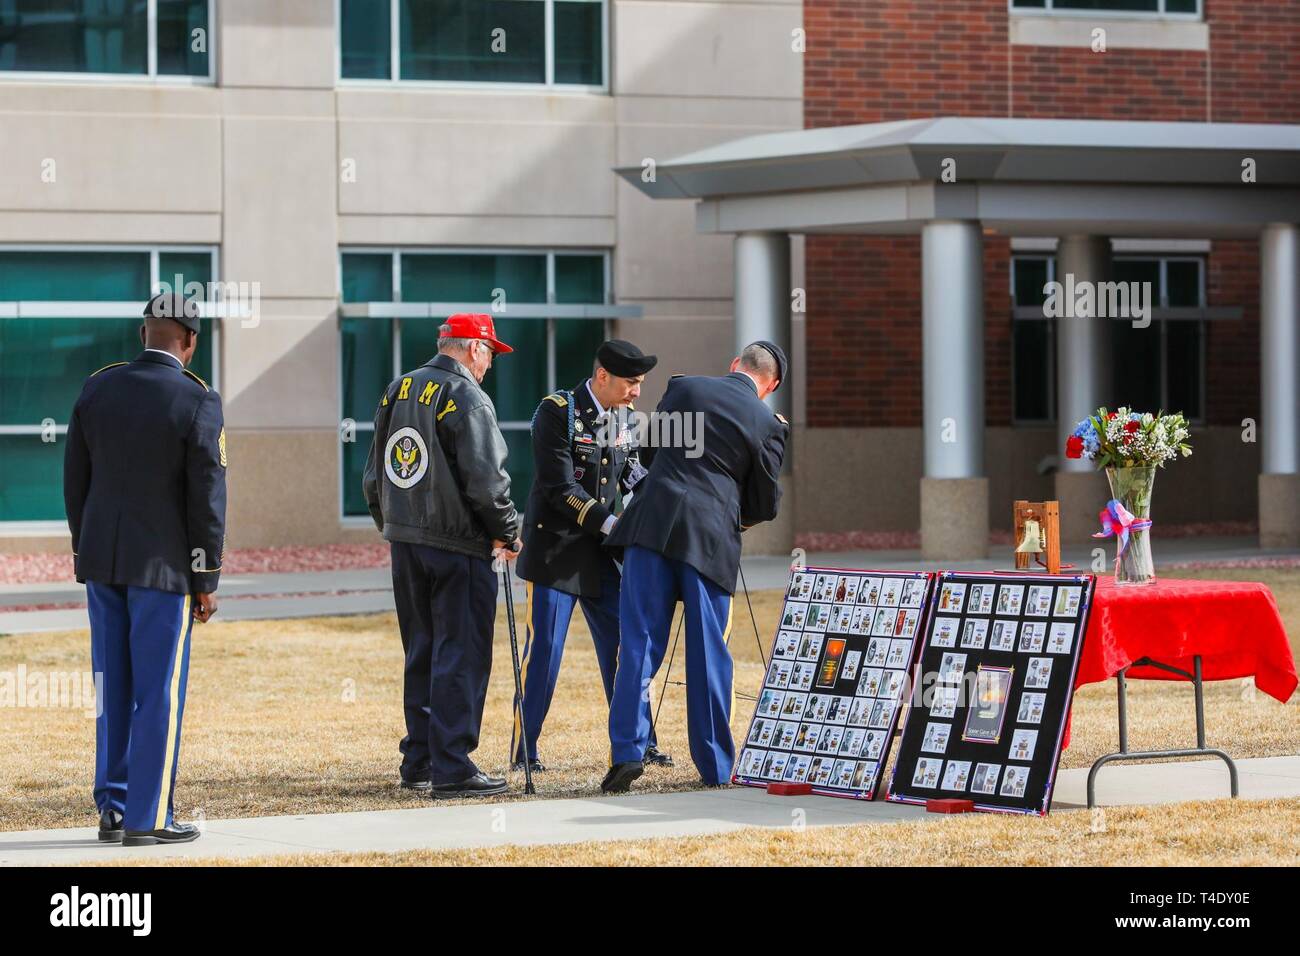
[363, 353, 520, 559]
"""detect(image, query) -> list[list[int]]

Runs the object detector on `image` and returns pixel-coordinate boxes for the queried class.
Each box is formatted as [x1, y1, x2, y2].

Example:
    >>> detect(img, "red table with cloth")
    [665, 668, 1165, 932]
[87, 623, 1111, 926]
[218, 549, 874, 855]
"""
[1061, 576, 1296, 804]
[1076, 577, 1298, 702]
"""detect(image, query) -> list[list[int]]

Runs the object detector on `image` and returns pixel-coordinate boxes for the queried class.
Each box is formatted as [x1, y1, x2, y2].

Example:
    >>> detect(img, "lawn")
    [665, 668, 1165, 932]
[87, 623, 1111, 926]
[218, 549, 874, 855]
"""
[2, 567, 1297, 861]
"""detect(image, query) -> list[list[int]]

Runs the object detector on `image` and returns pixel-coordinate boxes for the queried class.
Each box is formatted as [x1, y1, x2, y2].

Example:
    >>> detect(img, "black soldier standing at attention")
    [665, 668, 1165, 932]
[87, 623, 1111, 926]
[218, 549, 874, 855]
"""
[64, 292, 227, 847]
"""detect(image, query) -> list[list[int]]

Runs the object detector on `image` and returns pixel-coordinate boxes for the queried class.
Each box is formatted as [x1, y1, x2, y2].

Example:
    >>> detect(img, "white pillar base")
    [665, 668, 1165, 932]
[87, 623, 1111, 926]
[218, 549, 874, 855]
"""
[921, 477, 989, 560]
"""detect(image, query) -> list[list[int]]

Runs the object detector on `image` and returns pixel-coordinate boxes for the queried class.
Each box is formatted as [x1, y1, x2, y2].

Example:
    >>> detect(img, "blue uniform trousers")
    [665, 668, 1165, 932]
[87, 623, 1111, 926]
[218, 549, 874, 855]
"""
[390, 541, 497, 786]
[511, 559, 654, 763]
[87, 582, 194, 833]
[609, 546, 734, 784]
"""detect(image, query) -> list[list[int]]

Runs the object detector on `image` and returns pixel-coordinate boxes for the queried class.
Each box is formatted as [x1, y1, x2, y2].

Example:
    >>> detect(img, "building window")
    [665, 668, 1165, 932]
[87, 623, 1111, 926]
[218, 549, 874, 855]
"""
[0, 0, 212, 79]
[0, 247, 219, 524]
[338, 248, 612, 518]
[1010, 0, 1200, 16]
[1010, 254, 1206, 425]
[339, 0, 606, 88]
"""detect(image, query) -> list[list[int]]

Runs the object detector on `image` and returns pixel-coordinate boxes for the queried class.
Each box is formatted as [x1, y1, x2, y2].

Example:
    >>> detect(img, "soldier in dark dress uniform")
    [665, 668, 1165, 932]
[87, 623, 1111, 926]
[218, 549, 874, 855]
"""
[513, 340, 672, 771]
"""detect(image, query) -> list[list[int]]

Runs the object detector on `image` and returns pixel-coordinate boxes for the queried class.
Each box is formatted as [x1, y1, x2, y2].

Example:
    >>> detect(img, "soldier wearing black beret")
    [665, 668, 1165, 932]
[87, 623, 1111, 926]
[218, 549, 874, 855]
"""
[512, 340, 674, 772]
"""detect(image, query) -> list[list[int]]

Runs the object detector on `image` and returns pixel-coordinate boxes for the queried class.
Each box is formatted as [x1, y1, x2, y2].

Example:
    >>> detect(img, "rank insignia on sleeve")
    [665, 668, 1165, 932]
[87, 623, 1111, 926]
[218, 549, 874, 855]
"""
[218, 427, 228, 467]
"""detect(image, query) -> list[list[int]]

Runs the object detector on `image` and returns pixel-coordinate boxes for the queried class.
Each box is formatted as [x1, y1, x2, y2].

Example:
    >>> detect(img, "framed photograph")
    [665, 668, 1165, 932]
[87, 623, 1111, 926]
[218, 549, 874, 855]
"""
[871, 608, 896, 637]
[930, 684, 958, 719]
[931, 616, 960, 648]
[995, 584, 1025, 616]
[1025, 657, 1054, 689]
[989, 619, 1018, 652]
[1000, 764, 1029, 798]
[832, 759, 856, 789]
[780, 602, 808, 630]
[796, 632, 823, 661]
[1009, 728, 1039, 762]
[780, 692, 808, 720]
[961, 664, 1014, 744]
[841, 649, 863, 682]
[960, 618, 990, 649]
[938, 582, 967, 613]
[1046, 622, 1075, 655]
[941, 760, 972, 792]
[1053, 585, 1083, 617]
[967, 582, 995, 615]
[805, 694, 831, 722]
[805, 603, 830, 632]
[866, 637, 889, 667]
[938, 652, 968, 684]
[739, 748, 765, 777]
[901, 578, 928, 608]
[824, 695, 850, 725]
[816, 638, 848, 688]
[765, 659, 793, 689]
[867, 699, 895, 729]
[1025, 585, 1054, 617]
[812, 574, 836, 602]
[862, 729, 887, 760]
[756, 689, 784, 718]
[921, 721, 952, 754]
[785, 755, 811, 782]
[882, 669, 908, 702]
[839, 727, 866, 757]
[790, 662, 816, 692]
[859, 577, 883, 606]
[911, 757, 942, 789]
[850, 761, 877, 790]
[775, 721, 799, 750]
[773, 630, 801, 659]
[1016, 692, 1046, 725]
[1017, 622, 1047, 653]
[839, 575, 860, 604]
[886, 638, 913, 669]
[847, 697, 871, 725]
[787, 572, 813, 601]
[830, 604, 854, 633]
[880, 578, 903, 607]
[857, 668, 884, 698]
[795, 722, 822, 752]
[970, 763, 1001, 795]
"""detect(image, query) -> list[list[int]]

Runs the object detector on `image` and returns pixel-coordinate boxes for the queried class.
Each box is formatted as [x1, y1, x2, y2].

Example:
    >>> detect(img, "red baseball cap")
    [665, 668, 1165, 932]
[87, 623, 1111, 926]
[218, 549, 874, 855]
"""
[440, 313, 513, 354]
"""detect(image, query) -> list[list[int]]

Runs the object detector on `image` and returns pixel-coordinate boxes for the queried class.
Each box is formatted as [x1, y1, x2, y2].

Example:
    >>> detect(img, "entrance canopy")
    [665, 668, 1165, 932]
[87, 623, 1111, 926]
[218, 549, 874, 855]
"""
[617, 116, 1300, 238]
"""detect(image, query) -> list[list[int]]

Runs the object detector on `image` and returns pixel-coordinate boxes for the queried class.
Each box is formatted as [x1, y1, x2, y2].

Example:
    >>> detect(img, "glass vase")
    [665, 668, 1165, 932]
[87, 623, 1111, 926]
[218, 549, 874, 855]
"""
[1106, 465, 1156, 585]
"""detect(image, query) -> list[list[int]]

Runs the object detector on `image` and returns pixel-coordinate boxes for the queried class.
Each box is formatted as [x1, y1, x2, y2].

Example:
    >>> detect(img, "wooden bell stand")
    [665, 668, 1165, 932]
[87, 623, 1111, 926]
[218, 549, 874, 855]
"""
[1012, 499, 1062, 574]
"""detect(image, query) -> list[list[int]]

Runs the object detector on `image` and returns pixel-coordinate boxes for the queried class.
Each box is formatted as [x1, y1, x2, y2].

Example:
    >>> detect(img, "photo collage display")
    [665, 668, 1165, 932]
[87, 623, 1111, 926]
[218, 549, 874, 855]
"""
[886, 573, 1095, 815]
[734, 568, 934, 799]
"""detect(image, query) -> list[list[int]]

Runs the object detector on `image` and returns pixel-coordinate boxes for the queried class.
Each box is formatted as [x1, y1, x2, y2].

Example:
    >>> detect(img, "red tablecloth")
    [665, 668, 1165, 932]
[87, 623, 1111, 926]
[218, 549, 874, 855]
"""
[1076, 577, 1297, 703]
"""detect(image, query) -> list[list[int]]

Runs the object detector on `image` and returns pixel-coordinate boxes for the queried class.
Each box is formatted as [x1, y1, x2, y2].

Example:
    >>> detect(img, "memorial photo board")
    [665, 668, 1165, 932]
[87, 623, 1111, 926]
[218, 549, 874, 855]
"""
[733, 567, 935, 800]
[886, 572, 1096, 815]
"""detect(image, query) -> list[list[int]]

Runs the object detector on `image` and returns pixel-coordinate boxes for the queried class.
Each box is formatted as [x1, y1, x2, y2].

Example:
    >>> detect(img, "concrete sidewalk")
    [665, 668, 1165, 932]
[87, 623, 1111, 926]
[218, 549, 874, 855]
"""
[1, 755, 1292, 866]
[2, 535, 1295, 635]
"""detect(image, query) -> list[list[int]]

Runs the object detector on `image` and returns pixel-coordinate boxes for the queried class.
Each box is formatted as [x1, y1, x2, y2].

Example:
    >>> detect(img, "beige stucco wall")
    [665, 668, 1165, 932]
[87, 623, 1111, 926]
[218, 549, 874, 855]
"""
[0, 0, 803, 552]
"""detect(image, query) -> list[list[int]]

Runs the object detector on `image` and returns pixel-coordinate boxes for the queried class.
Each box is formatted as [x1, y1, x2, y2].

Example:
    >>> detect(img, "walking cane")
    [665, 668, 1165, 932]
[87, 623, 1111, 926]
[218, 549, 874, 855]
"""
[495, 543, 535, 796]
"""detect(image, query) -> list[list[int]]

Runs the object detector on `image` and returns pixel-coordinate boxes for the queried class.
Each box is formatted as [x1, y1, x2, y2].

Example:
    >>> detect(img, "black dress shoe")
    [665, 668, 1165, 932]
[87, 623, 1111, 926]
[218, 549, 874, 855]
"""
[644, 746, 674, 768]
[97, 809, 124, 843]
[399, 775, 432, 791]
[601, 761, 644, 794]
[122, 823, 201, 847]
[429, 772, 508, 799]
[510, 758, 546, 773]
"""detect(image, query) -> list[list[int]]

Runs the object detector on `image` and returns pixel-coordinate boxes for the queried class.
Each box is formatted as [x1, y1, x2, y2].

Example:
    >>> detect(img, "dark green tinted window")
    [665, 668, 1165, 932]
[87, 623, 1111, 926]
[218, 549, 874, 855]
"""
[1164, 260, 1201, 307]
[554, 254, 605, 304]
[1012, 320, 1053, 422]
[554, 1, 601, 85]
[0, 249, 216, 521]
[0, 1, 213, 77]
[554, 319, 606, 390]
[157, 0, 209, 76]
[402, 253, 547, 304]
[400, 0, 545, 83]
[1165, 321, 1202, 419]
[1012, 257, 1050, 309]
[341, 0, 392, 79]
[341, 253, 394, 303]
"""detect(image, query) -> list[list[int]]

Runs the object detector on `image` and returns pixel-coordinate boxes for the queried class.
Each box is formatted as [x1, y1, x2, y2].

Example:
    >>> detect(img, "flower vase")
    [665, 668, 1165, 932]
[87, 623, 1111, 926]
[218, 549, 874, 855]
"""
[1106, 465, 1156, 585]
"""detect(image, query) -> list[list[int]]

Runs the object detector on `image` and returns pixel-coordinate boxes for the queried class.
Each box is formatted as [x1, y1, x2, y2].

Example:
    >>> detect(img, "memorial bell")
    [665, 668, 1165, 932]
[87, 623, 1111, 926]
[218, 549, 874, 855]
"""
[1013, 499, 1062, 575]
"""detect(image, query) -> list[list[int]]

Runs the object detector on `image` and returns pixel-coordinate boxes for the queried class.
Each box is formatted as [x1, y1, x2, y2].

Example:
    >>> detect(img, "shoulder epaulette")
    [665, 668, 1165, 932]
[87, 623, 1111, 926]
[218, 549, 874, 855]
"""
[89, 362, 127, 378]
[543, 393, 568, 408]
[670, 374, 685, 379]
[182, 368, 210, 391]
[775, 412, 788, 426]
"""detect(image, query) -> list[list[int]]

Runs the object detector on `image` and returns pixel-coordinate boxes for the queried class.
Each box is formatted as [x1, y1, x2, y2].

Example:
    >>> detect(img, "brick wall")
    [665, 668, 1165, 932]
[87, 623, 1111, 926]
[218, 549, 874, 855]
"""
[804, 0, 1294, 430]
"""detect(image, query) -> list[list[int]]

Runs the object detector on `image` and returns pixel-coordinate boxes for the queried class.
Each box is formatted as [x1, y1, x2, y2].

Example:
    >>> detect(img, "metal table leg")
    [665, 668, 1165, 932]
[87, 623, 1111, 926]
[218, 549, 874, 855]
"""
[1085, 655, 1239, 808]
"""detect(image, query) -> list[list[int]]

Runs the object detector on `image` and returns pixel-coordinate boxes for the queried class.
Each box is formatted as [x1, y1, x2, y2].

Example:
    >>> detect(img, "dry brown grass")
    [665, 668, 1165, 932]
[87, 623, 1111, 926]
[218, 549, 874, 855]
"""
[2, 567, 1296, 836]
[95, 797, 1300, 867]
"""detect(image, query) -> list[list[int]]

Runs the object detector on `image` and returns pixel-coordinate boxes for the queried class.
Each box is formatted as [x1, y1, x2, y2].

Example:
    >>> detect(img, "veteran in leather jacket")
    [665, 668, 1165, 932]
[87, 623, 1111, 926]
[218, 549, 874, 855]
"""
[362, 313, 521, 799]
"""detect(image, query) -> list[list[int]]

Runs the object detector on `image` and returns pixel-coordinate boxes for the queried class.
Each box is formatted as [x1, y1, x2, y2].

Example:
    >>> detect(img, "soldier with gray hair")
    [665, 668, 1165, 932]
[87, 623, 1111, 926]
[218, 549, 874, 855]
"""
[363, 313, 522, 798]
[603, 340, 790, 793]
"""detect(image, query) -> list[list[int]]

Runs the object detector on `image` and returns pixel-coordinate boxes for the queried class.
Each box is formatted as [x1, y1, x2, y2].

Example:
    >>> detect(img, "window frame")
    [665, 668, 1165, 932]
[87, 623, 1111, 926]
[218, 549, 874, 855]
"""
[335, 0, 609, 93]
[0, 0, 216, 86]
[336, 245, 613, 524]
[0, 243, 221, 532]
[1008, 0, 1202, 20]
[1009, 252, 1209, 427]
